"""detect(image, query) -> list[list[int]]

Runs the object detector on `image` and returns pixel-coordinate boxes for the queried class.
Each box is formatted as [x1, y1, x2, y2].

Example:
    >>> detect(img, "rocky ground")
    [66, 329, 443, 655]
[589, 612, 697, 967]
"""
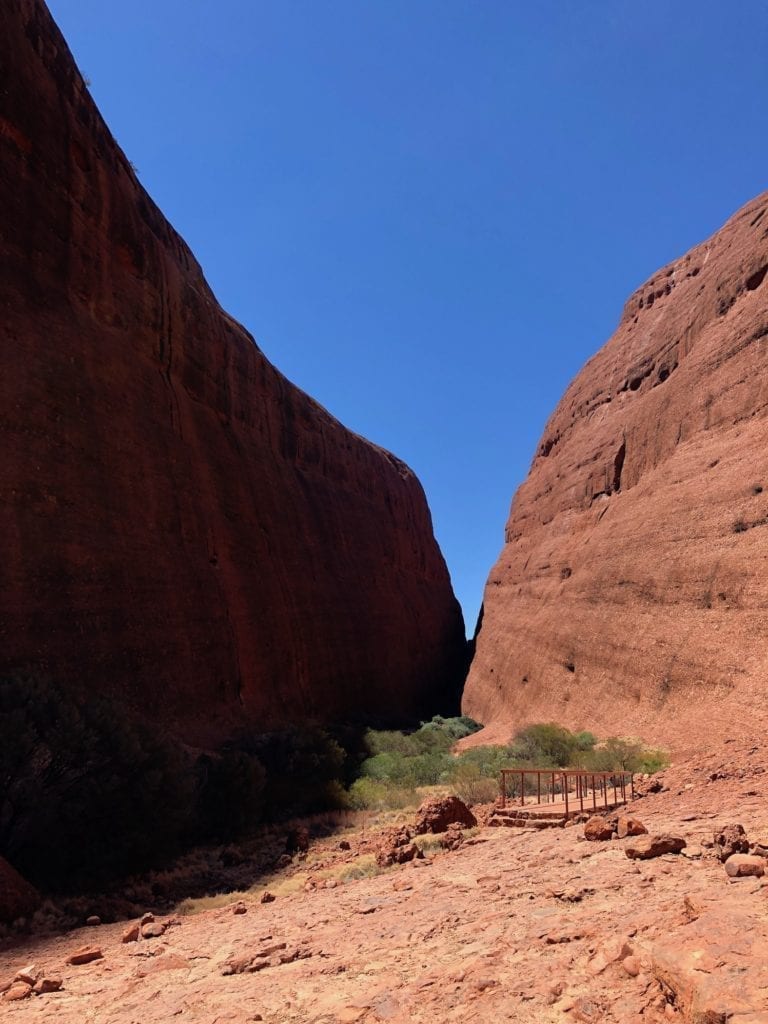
[3, 742, 768, 1023]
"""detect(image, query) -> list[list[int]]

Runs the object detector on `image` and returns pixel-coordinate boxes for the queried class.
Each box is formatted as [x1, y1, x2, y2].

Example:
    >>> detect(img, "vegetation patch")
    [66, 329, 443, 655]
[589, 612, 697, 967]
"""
[346, 719, 669, 810]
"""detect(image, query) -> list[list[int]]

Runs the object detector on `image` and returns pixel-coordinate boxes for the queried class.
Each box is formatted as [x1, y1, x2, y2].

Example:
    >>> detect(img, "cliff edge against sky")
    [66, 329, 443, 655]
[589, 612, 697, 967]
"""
[464, 192, 768, 754]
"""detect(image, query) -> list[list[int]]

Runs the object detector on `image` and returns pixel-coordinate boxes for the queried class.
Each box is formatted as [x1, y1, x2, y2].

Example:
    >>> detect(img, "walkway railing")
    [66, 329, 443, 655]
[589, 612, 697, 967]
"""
[499, 768, 634, 818]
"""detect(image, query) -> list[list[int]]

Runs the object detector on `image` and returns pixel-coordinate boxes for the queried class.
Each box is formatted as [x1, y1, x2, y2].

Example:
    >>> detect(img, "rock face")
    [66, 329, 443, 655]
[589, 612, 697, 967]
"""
[464, 192, 768, 753]
[0, 857, 39, 924]
[0, 0, 466, 743]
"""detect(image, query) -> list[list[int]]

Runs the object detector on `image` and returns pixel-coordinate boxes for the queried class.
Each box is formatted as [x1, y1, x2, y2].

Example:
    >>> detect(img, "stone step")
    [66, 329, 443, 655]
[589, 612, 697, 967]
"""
[487, 815, 566, 830]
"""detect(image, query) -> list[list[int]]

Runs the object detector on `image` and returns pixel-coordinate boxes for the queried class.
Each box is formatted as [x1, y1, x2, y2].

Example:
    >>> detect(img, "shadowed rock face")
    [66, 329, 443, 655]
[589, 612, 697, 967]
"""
[464, 192, 768, 754]
[0, 0, 466, 743]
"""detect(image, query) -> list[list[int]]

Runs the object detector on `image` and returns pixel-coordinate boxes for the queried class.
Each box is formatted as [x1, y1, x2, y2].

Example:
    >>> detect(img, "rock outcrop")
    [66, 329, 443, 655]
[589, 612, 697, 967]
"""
[464, 192, 768, 753]
[0, 0, 465, 744]
[0, 857, 39, 924]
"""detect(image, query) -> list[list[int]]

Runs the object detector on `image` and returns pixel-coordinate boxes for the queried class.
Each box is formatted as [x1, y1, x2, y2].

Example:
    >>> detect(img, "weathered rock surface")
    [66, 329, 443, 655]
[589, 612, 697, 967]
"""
[0, 0, 465, 745]
[464, 192, 768, 754]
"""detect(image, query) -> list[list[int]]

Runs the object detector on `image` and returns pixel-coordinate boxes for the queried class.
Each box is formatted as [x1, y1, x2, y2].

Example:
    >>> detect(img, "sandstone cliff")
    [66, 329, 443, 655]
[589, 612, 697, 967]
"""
[0, 0, 466, 743]
[464, 192, 768, 753]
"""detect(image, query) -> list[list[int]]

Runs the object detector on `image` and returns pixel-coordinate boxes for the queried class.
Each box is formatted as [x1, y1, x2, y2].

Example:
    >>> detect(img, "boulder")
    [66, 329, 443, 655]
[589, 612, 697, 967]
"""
[33, 977, 62, 994]
[121, 923, 140, 943]
[413, 796, 477, 835]
[2, 982, 32, 1001]
[584, 815, 615, 841]
[439, 823, 467, 851]
[375, 826, 423, 867]
[724, 854, 765, 878]
[625, 835, 686, 860]
[714, 823, 749, 862]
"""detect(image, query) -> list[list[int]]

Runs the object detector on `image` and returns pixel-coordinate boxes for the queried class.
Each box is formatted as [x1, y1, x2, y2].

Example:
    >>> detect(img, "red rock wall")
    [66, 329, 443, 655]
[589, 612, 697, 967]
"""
[0, 0, 466, 744]
[464, 193, 768, 754]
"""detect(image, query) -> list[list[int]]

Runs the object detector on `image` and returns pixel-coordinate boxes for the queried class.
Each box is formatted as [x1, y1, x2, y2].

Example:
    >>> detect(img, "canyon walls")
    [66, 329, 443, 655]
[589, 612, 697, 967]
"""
[0, 0, 466, 746]
[464, 192, 768, 754]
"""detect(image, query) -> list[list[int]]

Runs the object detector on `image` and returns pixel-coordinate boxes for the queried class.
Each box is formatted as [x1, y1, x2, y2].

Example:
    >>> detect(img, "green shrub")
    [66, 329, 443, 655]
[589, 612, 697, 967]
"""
[509, 723, 580, 767]
[448, 762, 500, 805]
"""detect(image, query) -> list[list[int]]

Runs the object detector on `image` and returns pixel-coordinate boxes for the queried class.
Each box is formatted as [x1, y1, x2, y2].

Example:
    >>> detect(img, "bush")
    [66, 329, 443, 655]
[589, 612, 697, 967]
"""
[0, 675, 194, 890]
[249, 725, 349, 819]
[509, 723, 582, 767]
[193, 749, 266, 842]
[448, 762, 499, 805]
[347, 778, 419, 811]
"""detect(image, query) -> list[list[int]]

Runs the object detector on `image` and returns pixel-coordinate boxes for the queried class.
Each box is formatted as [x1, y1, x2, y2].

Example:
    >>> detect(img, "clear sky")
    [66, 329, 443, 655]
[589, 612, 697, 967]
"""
[48, 0, 767, 636]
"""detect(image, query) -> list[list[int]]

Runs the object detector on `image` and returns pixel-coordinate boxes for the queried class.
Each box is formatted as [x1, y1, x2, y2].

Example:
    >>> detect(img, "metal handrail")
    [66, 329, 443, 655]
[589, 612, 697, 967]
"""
[498, 768, 634, 817]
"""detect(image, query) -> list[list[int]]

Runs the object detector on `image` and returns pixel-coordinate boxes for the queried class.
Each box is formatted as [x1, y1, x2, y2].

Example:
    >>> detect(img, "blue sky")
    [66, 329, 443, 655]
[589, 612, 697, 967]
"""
[49, 1, 767, 635]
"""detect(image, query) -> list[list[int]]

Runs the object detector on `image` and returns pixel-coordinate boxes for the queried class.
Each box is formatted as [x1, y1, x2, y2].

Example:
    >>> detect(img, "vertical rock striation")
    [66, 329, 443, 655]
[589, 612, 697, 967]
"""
[0, 0, 466, 744]
[464, 193, 768, 753]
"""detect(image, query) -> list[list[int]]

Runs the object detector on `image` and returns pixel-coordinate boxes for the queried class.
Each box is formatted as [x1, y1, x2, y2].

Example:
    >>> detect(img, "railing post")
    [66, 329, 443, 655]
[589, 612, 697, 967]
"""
[501, 770, 506, 808]
[563, 772, 569, 817]
[521, 770, 525, 807]
[591, 775, 597, 811]
[537, 772, 541, 805]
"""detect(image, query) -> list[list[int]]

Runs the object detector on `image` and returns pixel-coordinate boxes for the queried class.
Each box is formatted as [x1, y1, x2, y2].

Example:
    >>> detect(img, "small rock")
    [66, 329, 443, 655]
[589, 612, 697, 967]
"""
[86, 915, 101, 926]
[623, 956, 641, 977]
[260, 891, 276, 904]
[681, 845, 703, 859]
[339, 840, 351, 851]
[3, 982, 32, 1001]
[121, 923, 140, 943]
[724, 853, 765, 878]
[140, 912, 154, 924]
[617, 816, 648, 839]
[33, 976, 62, 994]
[233, 902, 248, 915]
[66, 945, 103, 966]
[141, 921, 166, 939]
[625, 834, 686, 860]
[14, 965, 39, 986]
[572, 996, 603, 1022]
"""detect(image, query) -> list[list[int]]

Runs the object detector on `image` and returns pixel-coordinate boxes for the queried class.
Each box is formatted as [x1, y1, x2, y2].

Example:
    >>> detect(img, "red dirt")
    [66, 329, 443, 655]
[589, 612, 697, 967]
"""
[3, 742, 768, 1022]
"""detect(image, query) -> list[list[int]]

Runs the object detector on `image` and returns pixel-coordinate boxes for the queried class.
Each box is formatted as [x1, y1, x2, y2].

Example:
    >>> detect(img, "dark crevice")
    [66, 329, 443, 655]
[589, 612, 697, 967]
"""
[746, 264, 768, 291]
[612, 440, 626, 493]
